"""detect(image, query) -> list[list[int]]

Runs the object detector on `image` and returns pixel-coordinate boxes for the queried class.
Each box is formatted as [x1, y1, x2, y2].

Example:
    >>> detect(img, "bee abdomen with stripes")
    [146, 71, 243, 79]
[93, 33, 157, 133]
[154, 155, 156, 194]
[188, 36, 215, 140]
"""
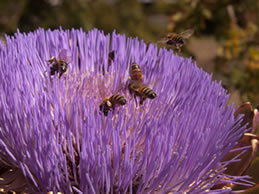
[139, 86, 157, 99]
[99, 94, 127, 116]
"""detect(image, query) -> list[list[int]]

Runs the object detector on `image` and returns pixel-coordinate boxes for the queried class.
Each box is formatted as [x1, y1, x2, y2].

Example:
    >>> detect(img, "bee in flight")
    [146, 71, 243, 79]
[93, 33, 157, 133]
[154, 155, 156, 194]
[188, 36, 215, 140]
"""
[129, 62, 144, 82]
[48, 49, 72, 78]
[157, 29, 194, 53]
[99, 94, 127, 116]
[128, 81, 156, 105]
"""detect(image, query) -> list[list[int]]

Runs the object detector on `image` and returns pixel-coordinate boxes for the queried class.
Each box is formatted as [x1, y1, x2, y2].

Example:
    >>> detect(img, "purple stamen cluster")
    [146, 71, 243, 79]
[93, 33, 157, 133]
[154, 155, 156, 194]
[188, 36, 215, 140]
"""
[0, 28, 252, 193]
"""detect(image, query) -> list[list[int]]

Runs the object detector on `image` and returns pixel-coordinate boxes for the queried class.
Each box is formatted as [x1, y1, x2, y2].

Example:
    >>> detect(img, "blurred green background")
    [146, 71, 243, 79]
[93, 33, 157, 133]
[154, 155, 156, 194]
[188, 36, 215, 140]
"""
[0, 0, 258, 107]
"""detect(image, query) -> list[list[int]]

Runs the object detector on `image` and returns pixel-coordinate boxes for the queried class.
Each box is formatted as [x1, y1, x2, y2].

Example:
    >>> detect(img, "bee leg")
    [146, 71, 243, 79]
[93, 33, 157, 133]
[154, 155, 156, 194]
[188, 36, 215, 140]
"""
[176, 46, 180, 54]
[100, 105, 107, 116]
[129, 88, 133, 95]
[133, 94, 138, 107]
[140, 96, 146, 105]
[112, 105, 116, 114]
[50, 66, 56, 76]
[59, 72, 64, 78]
[128, 83, 133, 95]
[176, 44, 182, 54]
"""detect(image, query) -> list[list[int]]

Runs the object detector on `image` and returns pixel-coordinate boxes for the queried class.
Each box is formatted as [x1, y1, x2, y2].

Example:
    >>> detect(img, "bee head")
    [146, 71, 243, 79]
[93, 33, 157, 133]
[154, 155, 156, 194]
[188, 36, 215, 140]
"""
[131, 63, 140, 70]
[150, 92, 157, 99]
[120, 98, 127, 105]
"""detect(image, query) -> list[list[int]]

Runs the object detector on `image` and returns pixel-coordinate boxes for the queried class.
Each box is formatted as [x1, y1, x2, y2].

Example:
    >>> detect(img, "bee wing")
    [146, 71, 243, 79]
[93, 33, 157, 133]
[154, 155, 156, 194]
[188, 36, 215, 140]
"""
[117, 78, 129, 93]
[156, 37, 168, 44]
[58, 49, 72, 63]
[99, 89, 106, 99]
[178, 29, 194, 39]
[58, 49, 68, 59]
[65, 56, 73, 63]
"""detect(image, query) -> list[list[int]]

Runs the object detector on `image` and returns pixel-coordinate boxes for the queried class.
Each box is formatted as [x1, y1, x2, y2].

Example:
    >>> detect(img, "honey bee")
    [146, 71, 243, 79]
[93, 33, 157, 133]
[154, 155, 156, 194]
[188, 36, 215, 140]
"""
[158, 29, 194, 53]
[48, 49, 72, 77]
[108, 50, 115, 65]
[128, 81, 156, 105]
[105, 50, 115, 73]
[129, 62, 144, 82]
[99, 94, 127, 116]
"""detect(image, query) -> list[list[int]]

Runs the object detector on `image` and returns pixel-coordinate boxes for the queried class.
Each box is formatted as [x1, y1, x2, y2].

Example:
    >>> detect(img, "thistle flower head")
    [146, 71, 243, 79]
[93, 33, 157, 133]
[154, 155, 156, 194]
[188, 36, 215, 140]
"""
[0, 28, 252, 193]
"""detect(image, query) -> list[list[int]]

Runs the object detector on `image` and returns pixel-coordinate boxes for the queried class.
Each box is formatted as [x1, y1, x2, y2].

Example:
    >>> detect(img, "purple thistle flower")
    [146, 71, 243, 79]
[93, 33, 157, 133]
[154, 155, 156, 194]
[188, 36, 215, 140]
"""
[0, 28, 253, 193]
